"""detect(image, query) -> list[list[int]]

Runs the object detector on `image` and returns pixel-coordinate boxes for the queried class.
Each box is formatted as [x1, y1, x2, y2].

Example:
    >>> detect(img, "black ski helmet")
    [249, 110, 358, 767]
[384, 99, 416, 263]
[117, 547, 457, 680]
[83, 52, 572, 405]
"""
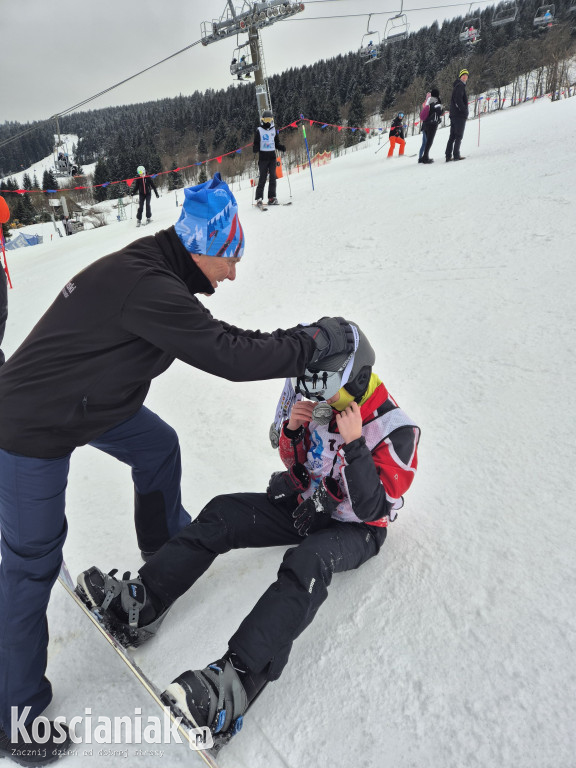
[293, 322, 375, 402]
[261, 110, 274, 128]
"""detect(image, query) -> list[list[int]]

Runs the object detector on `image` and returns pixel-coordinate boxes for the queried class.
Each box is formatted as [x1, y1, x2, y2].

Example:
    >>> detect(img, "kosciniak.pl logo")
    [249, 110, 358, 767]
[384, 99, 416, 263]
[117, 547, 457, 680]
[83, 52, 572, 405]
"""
[11, 707, 213, 751]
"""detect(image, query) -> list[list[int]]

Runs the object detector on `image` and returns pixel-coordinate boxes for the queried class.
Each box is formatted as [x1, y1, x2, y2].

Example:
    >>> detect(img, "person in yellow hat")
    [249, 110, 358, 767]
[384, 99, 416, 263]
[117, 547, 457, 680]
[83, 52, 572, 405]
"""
[445, 69, 469, 162]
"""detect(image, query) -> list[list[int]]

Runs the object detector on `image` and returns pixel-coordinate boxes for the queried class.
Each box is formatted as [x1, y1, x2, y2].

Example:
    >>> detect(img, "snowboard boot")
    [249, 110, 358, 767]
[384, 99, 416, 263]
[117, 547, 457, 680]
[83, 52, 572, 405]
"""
[146, 218, 152, 225]
[255, 198, 264, 208]
[445, 156, 453, 162]
[454, 156, 466, 161]
[161, 653, 255, 738]
[267, 197, 279, 205]
[136, 220, 142, 227]
[76, 566, 169, 648]
[422, 157, 434, 164]
[0, 722, 71, 766]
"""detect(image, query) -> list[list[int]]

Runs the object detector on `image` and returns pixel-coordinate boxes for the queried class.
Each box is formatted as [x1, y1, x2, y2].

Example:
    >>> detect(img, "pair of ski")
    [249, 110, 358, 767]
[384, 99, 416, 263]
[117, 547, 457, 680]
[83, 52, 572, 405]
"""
[58, 563, 239, 766]
[254, 201, 293, 212]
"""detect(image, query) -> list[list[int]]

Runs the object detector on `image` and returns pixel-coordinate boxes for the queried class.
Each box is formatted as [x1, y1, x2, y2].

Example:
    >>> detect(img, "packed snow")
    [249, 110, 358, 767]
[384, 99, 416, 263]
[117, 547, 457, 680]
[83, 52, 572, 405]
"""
[2, 95, 576, 768]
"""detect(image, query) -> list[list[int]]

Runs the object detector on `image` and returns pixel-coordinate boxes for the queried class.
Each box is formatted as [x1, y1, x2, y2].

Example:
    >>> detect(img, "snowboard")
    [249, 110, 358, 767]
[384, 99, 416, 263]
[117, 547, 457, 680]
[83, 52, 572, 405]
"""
[58, 562, 222, 765]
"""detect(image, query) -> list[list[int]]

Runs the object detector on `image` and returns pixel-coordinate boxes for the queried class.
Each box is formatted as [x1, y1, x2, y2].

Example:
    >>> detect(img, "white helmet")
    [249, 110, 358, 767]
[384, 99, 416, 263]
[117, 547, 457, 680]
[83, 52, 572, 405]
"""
[137, 165, 146, 175]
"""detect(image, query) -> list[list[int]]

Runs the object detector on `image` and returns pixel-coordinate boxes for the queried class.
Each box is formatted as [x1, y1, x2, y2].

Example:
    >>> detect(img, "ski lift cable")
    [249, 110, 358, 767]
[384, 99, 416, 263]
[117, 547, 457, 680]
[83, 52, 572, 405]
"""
[0, 39, 203, 151]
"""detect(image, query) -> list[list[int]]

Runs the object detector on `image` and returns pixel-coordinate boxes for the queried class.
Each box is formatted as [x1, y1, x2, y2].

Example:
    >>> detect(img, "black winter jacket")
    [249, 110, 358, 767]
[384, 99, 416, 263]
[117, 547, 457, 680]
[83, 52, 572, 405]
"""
[131, 176, 159, 198]
[424, 97, 443, 125]
[449, 79, 469, 119]
[253, 127, 286, 156]
[0, 227, 314, 458]
[389, 116, 405, 139]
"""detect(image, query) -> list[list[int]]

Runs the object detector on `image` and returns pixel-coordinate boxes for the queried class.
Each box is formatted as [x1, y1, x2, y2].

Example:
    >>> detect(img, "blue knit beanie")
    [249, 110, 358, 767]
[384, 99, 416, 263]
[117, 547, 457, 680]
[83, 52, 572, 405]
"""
[174, 173, 244, 258]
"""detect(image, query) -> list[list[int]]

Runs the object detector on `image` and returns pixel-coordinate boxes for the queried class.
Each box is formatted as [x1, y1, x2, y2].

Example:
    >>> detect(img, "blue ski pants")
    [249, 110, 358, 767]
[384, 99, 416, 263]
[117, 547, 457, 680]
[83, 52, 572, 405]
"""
[419, 130, 428, 160]
[0, 406, 190, 733]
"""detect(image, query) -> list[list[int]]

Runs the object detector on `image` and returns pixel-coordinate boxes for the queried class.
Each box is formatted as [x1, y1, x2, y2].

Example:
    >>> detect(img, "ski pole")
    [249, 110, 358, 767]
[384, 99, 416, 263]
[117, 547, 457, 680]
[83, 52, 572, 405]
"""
[301, 124, 315, 191]
[478, 102, 481, 147]
[375, 138, 390, 154]
[285, 155, 293, 199]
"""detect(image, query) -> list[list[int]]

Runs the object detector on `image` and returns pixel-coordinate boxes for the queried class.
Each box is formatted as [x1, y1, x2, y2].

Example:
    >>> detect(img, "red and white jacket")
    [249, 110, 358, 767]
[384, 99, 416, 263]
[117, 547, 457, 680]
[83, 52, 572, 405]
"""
[278, 383, 420, 528]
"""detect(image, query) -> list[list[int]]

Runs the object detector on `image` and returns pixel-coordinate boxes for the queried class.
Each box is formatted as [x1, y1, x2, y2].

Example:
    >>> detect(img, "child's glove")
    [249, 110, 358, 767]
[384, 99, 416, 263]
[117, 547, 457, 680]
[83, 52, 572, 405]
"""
[292, 476, 344, 537]
[267, 463, 310, 504]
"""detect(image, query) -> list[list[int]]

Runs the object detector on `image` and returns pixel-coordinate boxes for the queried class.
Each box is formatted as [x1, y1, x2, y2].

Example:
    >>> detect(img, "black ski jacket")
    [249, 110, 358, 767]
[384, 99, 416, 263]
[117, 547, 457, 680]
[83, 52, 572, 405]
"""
[252, 127, 286, 156]
[449, 79, 469, 119]
[0, 227, 314, 458]
[389, 116, 405, 139]
[424, 97, 443, 125]
[131, 176, 159, 198]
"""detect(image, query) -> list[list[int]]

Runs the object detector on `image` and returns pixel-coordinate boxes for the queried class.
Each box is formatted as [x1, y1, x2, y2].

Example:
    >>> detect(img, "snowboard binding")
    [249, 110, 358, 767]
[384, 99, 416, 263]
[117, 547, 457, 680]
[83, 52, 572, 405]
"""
[76, 566, 169, 648]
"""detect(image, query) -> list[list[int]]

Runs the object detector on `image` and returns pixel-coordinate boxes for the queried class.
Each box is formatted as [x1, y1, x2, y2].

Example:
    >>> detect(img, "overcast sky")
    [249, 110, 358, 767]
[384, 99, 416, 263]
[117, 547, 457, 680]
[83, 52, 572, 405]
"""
[1, 0, 488, 125]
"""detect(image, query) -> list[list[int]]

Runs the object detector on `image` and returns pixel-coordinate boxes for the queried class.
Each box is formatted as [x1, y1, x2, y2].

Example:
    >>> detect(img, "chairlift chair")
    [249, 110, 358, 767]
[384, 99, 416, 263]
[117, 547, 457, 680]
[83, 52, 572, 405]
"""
[459, 17, 481, 43]
[492, 1, 518, 26]
[384, 2, 410, 45]
[230, 42, 259, 80]
[359, 17, 381, 63]
[533, 4, 556, 27]
[54, 149, 72, 178]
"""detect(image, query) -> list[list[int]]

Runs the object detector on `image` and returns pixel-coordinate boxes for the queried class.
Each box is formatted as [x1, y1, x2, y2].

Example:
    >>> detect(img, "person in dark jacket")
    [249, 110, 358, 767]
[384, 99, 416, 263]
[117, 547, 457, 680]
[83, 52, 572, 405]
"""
[0, 195, 9, 367]
[0, 260, 6, 367]
[77, 332, 420, 743]
[420, 88, 443, 164]
[131, 165, 160, 226]
[445, 69, 469, 162]
[253, 110, 286, 206]
[387, 112, 406, 157]
[0, 173, 358, 761]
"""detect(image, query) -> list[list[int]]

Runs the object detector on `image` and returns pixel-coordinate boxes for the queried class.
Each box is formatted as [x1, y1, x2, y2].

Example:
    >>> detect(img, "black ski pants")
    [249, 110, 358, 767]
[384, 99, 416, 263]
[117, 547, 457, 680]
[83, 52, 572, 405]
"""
[255, 153, 277, 201]
[136, 191, 153, 221]
[422, 123, 438, 161]
[140, 492, 386, 681]
[445, 115, 467, 160]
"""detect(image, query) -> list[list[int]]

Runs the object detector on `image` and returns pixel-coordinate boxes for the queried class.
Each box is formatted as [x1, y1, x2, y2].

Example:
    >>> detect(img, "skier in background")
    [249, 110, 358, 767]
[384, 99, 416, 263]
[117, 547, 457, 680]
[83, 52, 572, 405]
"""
[77, 326, 420, 743]
[420, 88, 443, 164]
[445, 69, 469, 162]
[0, 173, 357, 763]
[253, 110, 286, 207]
[387, 112, 406, 157]
[131, 165, 159, 227]
[418, 91, 431, 162]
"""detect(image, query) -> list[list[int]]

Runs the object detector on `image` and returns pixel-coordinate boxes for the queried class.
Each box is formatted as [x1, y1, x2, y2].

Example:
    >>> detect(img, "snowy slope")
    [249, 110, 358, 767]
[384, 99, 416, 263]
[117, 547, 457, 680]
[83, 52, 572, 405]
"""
[2, 96, 576, 768]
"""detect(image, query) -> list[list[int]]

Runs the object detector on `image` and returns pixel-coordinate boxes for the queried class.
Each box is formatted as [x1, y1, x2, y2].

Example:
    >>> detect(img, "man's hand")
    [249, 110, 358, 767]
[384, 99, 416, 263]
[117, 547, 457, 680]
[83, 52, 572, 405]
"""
[287, 400, 315, 431]
[298, 317, 355, 368]
[336, 402, 363, 444]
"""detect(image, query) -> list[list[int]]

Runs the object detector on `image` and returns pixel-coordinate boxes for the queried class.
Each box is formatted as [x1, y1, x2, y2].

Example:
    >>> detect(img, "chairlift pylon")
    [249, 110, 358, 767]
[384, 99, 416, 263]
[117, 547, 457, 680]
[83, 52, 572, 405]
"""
[459, 5, 481, 44]
[384, 0, 410, 45]
[359, 15, 381, 62]
[533, 3, 556, 28]
[492, 0, 518, 26]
